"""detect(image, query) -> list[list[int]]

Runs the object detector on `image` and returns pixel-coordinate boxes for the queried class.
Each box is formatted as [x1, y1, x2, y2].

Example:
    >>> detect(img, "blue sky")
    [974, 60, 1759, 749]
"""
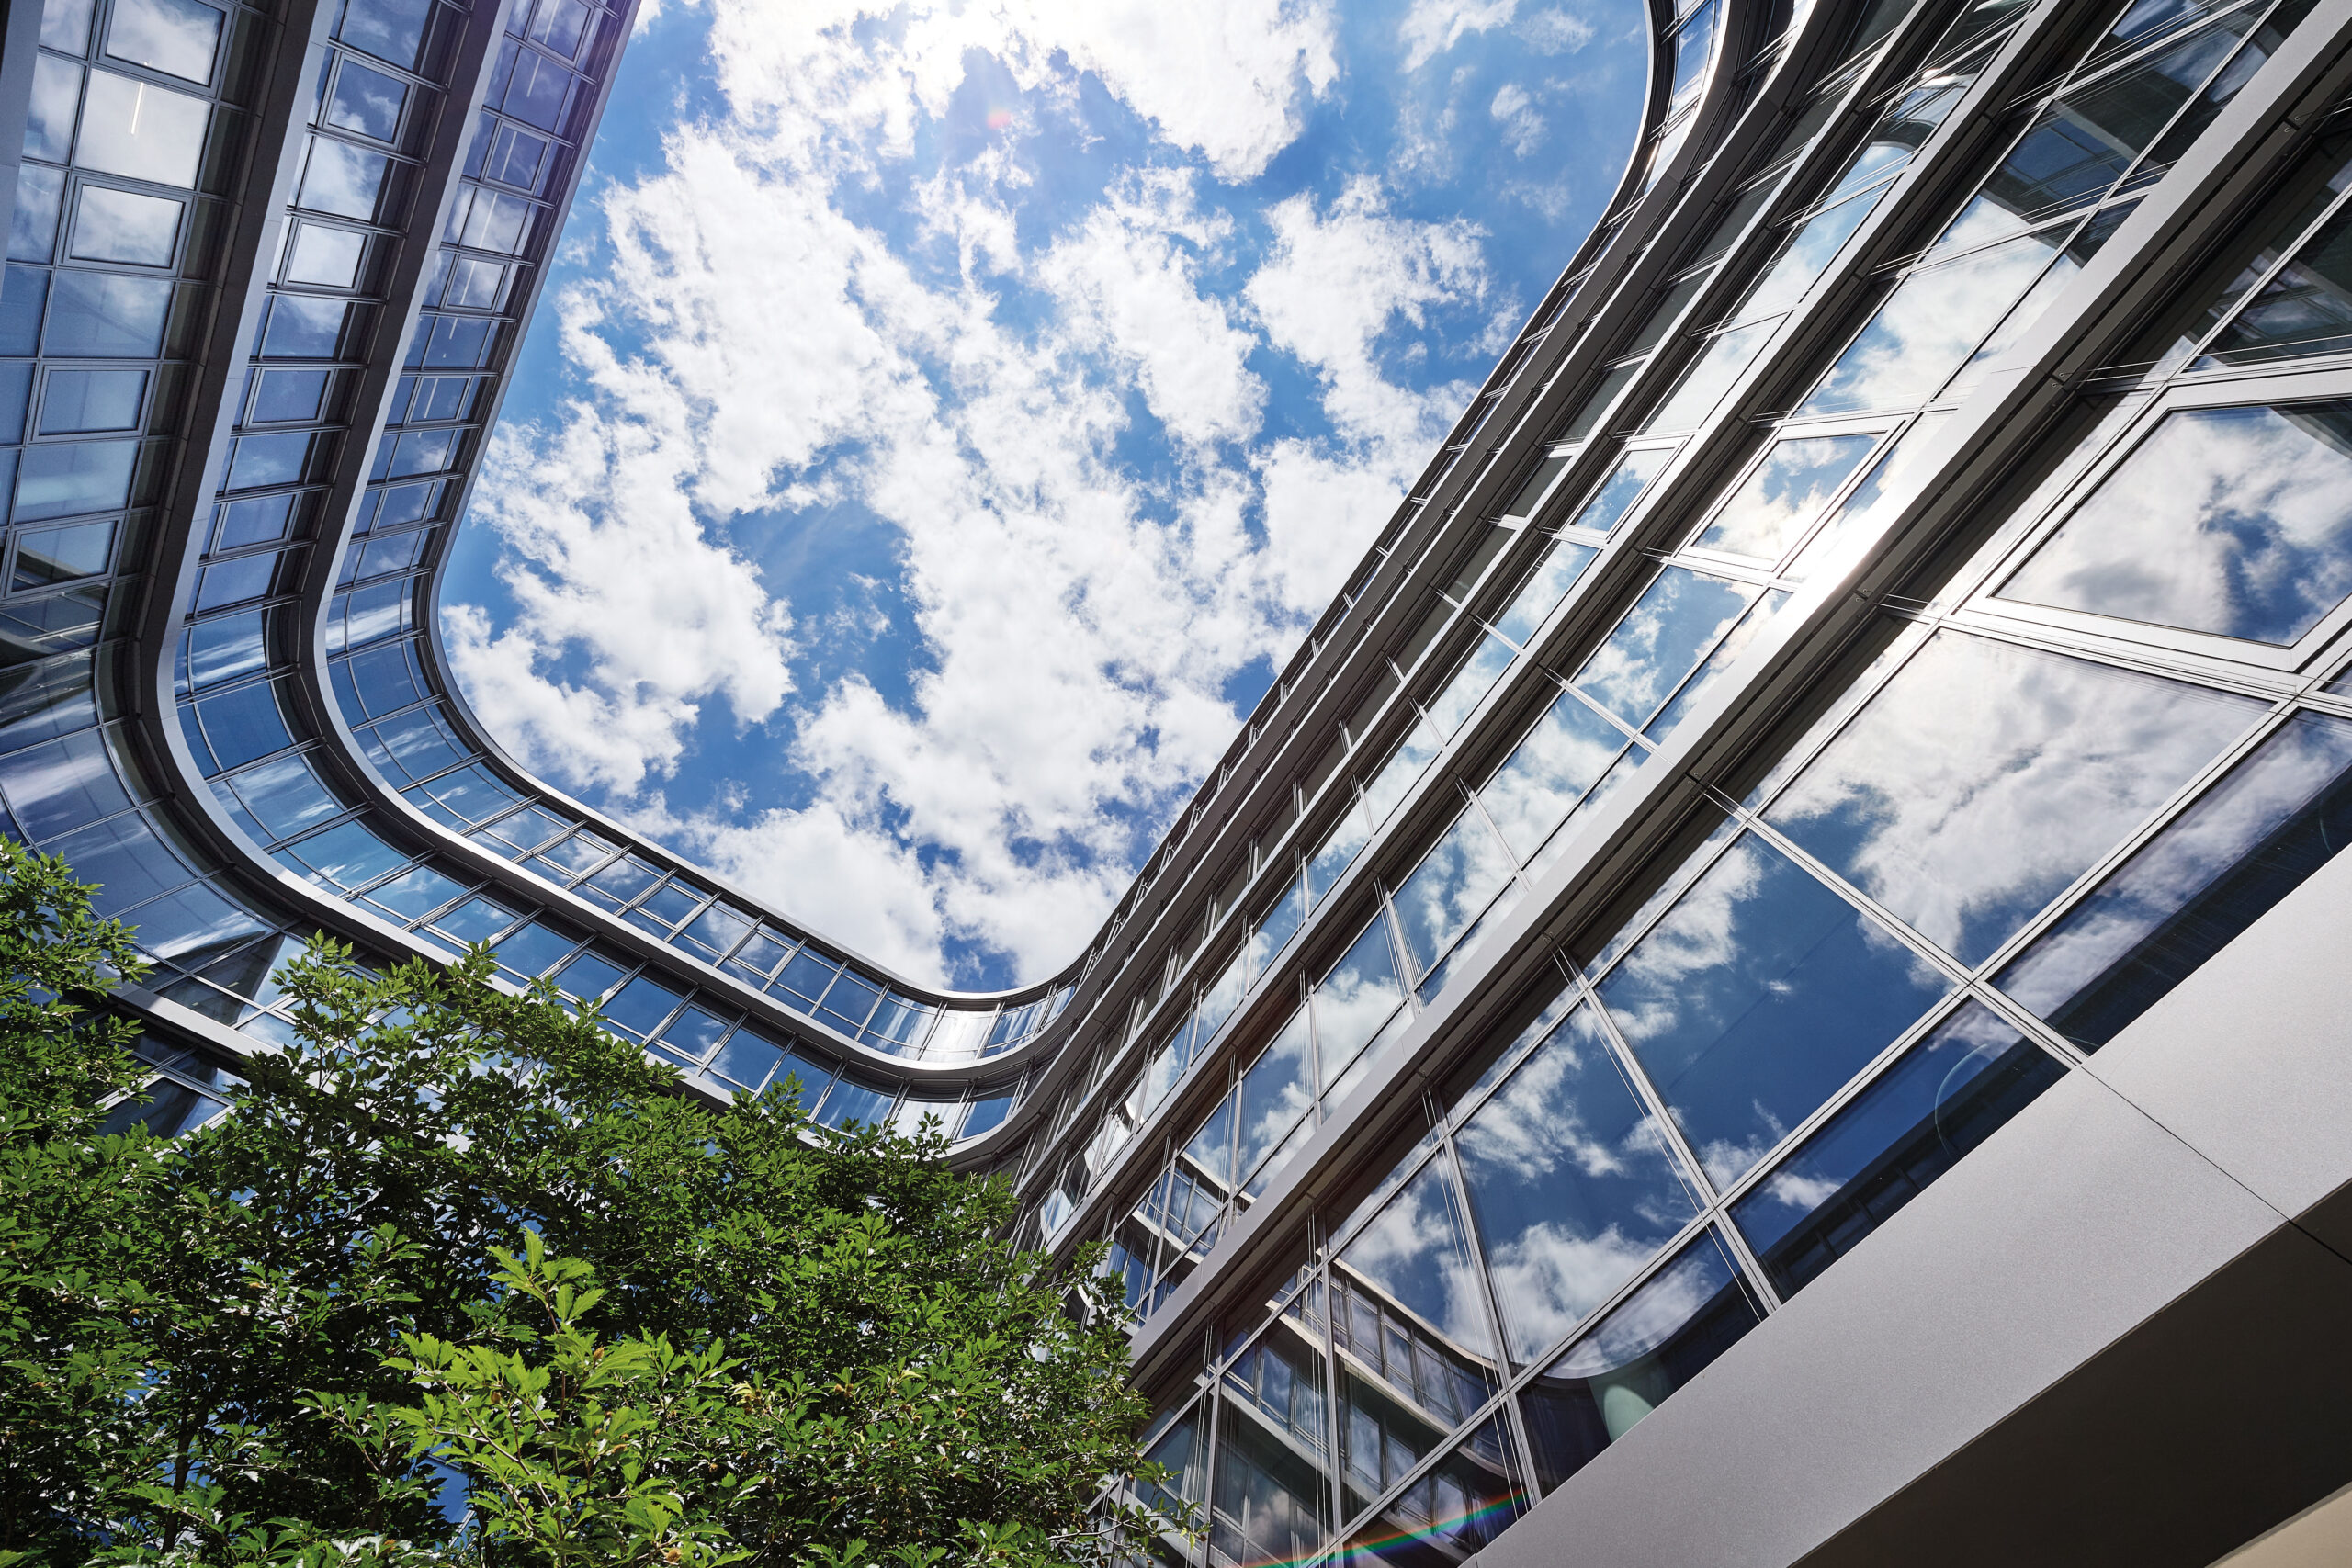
[440, 0, 1648, 988]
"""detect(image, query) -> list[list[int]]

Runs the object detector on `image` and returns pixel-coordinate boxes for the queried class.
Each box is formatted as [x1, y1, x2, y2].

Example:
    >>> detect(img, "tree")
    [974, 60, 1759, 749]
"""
[0, 839, 1168, 1567]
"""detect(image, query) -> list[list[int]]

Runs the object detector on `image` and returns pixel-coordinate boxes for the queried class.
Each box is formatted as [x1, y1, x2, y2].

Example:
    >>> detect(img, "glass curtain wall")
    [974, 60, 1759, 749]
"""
[1117, 20, 2352, 1568]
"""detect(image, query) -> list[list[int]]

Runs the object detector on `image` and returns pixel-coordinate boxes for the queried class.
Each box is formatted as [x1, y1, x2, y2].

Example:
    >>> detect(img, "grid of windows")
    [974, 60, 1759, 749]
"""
[1112, 74, 2352, 1568]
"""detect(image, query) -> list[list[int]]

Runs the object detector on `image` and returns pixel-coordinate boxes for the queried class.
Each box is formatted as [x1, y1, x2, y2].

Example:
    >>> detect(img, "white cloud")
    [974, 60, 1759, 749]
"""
[698, 0, 1340, 184]
[447, 0, 1545, 985]
[1035, 170, 1266, 448]
[1491, 82, 1545, 157]
[1247, 174, 1486, 439]
[1521, 5, 1598, 52]
[1400, 0, 1522, 72]
[1026, 0, 1342, 182]
[449, 386, 798, 796]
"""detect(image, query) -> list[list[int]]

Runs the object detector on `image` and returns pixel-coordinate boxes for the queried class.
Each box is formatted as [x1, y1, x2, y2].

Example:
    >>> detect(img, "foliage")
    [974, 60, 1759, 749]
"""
[0, 839, 1166, 1568]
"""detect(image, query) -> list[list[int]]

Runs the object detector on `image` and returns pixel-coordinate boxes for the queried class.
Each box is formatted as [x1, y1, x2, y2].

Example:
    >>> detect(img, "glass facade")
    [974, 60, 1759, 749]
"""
[10, 0, 2352, 1558]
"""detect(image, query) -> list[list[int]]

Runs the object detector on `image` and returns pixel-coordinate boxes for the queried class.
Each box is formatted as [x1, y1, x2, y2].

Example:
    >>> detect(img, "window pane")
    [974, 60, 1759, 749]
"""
[106, 1078, 228, 1138]
[552, 949, 628, 1003]
[1643, 591, 1790, 742]
[1736, 185, 1886, 322]
[820, 969, 880, 1032]
[125, 882, 265, 965]
[194, 681, 293, 771]
[1249, 871, 1306, 978]
[1939, 16, 2250, 253]
[75, 71, 208, 186]
[1997, 709, 2352, 1047]
[1360, 719, 1441, 825]
[1340, 1413, 1525, 1562]
[71, 186, 181, 266]
[1697, 434, 1881, 560]
[277, 817, 403, 890]
[51, 810, 186, 911]
[251, 367, 330, 423]
[46, 270, 169, 357]
[862, 993, 933, 1051]
[433, 894, 520, 946]
[491, 919, 580, 979]
[661, 1003, 731, 1061]
[1731, 1000, 2063, 1296]
[1598, 832, 1953, 1186]
[0, 659, 96, 751]
[195, 931, 303, 1009]
[766, 1046, 835, 1111]
[327, 59, 407, 141]
[42, 368, 146, 434]
[287, 224, 365, 288]
[527, 0, 593, 57]
[1802, 228, 2063, 415]
[1235, 1008, 1315, 1187]
[1391, 809, 1517, 979]
[1567, 447, 1672, 533]
[961, 1087, 1015, 1138]
[363, 863, 466, 920]
[1501, 452, 1569, 519]
[1456, 1002, 1697, 1364]
[338, 0, 432, 70]
[1642, 319, 1774, 434]
[2201, 185, 2352, 363]
[1307, 798, 1373, 906]
[1572, 566, 1759, 728]
[14, 440, 135, 523]
[677, 893, 748, 959]
[771, 948, 837, 1006]
[226, 751, 341, 840]
[722, 929, 793, 983]
[1193, 947, 1247, 1049]
[300, 140, 390, 220]
[1212, 1393, 1329, 1568]
[1312, 917, 1406, 1091]
[1491, 538, 1597, 647]
[1329, 1274, 1495, 1514]
[25, 57, 82, 164]
[1764, 630, 2264, 965]
[815, 1070, 894, 1131]
[107, 0, 222, 82]
[262, 295, 350, 358]
[1997, 402, 2352, 645]
[638, 878, 704, 929]
[15, 519, 118, 584]
[8, 162, 60, 265]
[1517, 1230, 1764, 1494]
[1669, 0, 1715, 109]
[1336, 1157, 1499, 1377]
[707, 1028, 783, 1093]
[363, 705, 468, 782]
[503, 51, 573, 131]
[1788, 412, 1952, 577]
[1479, 692, 1628, 862]
[1423, 632, 1514, 737]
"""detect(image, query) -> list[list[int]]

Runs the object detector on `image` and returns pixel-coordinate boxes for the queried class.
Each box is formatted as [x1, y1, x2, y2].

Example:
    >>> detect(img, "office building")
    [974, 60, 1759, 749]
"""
[6, 0, 2352, 1559]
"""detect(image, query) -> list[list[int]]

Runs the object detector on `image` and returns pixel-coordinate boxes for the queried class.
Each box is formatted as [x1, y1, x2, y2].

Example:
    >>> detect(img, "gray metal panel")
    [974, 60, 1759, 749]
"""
[2086, 847, 2352, 1237]
[1794, 1222, 2352, 1568]
[1476, 1063, 2285, 1568]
